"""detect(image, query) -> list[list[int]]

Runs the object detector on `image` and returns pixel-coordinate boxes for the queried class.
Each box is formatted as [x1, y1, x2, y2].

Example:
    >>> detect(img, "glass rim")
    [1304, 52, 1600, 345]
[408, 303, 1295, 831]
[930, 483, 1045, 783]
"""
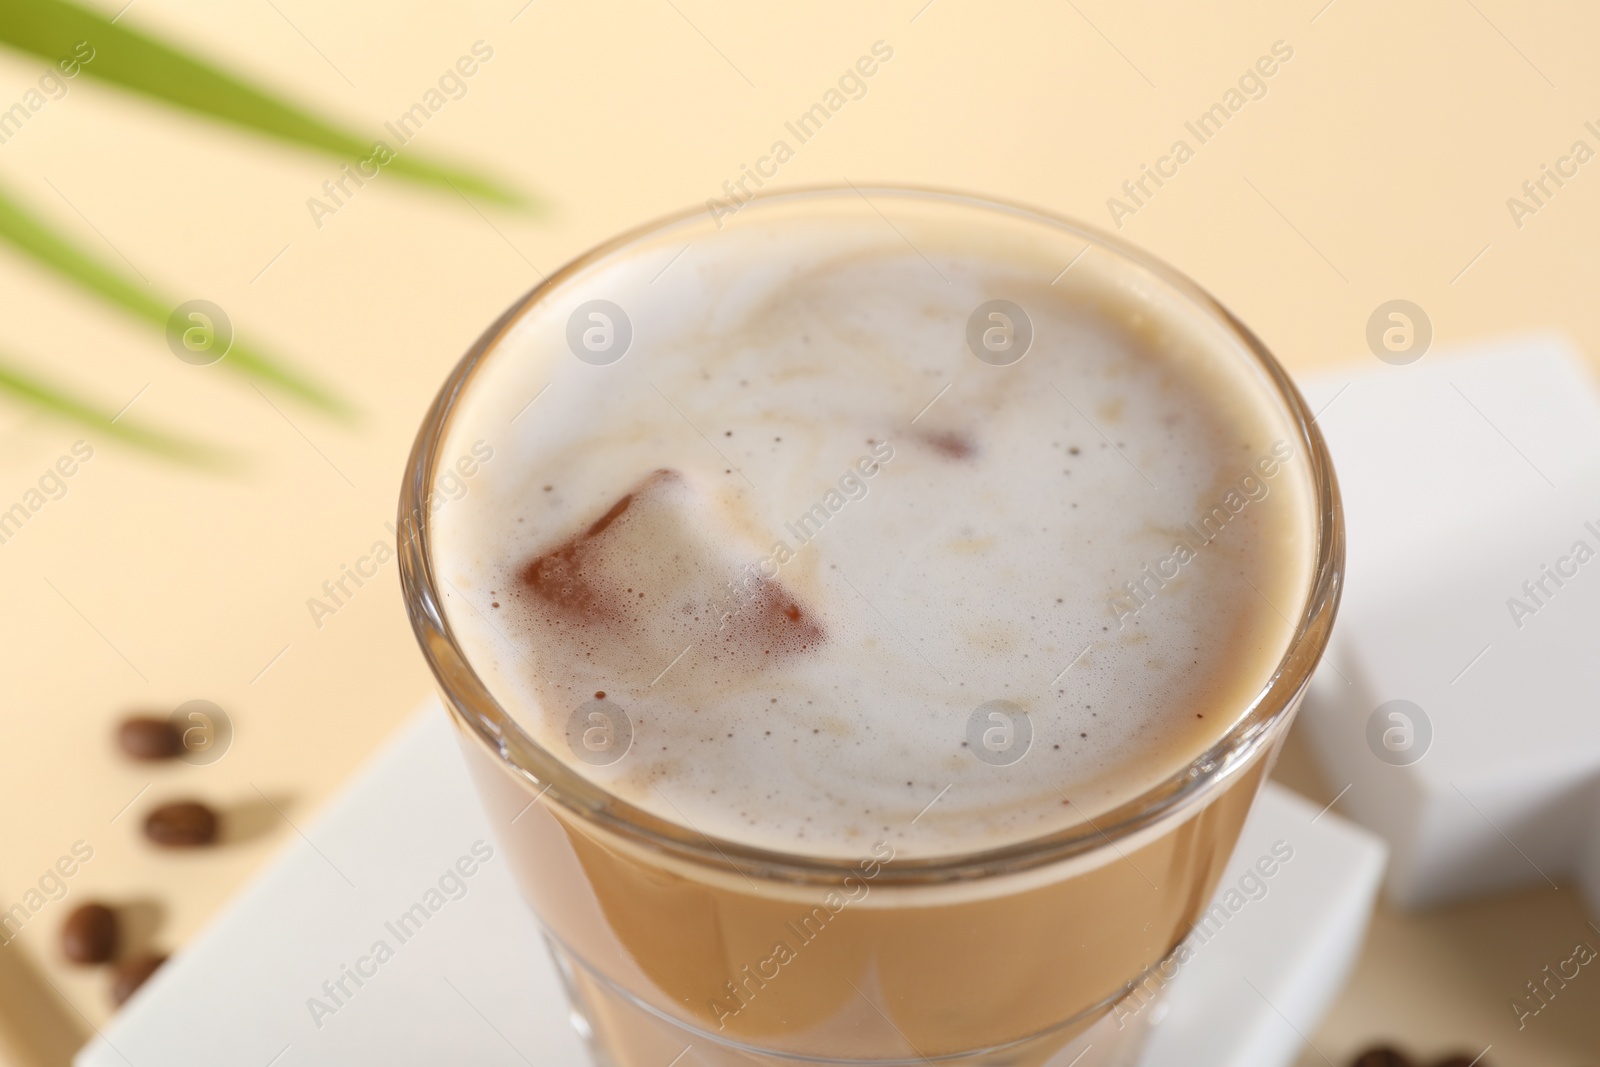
[398, 183, 1344, 887]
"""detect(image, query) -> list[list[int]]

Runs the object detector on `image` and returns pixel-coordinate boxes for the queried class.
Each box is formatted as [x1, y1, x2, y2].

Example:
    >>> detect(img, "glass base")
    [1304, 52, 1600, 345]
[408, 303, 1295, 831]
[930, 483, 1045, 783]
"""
[544, 933, 1158, 1067]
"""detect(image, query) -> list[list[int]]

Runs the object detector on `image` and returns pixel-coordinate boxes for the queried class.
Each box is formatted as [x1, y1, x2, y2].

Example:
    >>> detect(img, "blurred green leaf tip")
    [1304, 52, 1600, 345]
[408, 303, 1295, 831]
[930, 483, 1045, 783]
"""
[0, 358, 241, 471]
[0, 179, 350, 421]
[0, 0, 533, 210]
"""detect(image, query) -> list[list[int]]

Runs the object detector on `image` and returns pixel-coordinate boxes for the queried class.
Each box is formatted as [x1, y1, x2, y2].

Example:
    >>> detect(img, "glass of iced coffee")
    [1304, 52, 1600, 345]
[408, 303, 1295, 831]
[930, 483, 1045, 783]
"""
[399, 187, 1341, 1066]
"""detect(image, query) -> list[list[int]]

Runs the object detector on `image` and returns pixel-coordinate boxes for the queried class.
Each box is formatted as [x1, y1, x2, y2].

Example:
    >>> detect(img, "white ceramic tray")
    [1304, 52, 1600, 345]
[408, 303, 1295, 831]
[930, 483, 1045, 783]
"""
[77, 702, 1385, 1067]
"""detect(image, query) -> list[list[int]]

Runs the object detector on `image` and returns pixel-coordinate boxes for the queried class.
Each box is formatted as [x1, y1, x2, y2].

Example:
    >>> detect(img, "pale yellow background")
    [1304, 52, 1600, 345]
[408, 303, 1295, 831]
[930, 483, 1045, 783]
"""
[0, 1, 1595, 1064]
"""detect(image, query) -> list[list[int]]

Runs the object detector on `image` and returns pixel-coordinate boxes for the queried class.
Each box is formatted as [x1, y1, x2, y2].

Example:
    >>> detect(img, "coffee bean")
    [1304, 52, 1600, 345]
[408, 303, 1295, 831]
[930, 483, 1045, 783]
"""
[117, 716, 184, 760]
[1351, 1049, 1415, 1067]
[61, 903, 117, 964]
[110, 953, 166, 1006]
[143, 800, 218, 846]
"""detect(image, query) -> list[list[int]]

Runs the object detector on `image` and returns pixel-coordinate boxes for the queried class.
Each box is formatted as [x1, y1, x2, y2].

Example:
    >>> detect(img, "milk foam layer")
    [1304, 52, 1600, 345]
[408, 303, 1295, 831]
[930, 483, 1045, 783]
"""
[432, 194, 1316, 860]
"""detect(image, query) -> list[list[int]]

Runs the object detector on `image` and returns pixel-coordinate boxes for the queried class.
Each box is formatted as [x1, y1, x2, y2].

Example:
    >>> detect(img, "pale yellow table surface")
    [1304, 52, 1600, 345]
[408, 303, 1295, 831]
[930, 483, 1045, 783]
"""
[1, 2, 1596, 1064]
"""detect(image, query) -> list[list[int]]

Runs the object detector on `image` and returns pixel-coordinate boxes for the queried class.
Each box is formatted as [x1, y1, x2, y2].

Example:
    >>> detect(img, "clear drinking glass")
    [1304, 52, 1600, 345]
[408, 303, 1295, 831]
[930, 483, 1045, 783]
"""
[399, 187, 1342, 1066]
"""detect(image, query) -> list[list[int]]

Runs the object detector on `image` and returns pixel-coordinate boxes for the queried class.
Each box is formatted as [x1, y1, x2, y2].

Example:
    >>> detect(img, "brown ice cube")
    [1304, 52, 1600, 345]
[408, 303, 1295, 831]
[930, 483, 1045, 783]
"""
[517, 470, 821, 689]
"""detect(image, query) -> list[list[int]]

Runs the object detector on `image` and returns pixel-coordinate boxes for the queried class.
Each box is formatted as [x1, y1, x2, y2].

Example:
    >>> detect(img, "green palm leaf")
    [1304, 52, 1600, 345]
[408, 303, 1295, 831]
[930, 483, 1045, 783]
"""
[0, 0, 542, 465]
[0, 0, 530, 209]
[0, 178, 348, 416]
[0, 356, 234, 469]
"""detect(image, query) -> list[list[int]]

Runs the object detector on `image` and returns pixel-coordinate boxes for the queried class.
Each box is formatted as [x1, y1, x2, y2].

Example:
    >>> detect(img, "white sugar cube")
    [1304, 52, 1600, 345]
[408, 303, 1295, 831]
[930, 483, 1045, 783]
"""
[1298, 334, 1600, 911]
